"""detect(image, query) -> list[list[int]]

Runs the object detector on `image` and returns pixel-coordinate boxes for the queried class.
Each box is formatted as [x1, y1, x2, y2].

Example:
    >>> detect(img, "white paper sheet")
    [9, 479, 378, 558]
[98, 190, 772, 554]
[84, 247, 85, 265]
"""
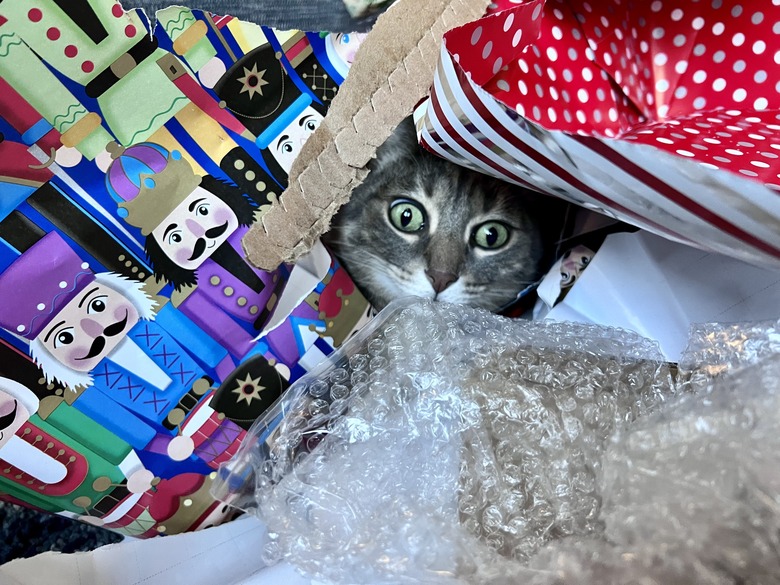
[0, 516, 315, 585]
[544, 231, 780, 362]
[258, 239, 333, 338]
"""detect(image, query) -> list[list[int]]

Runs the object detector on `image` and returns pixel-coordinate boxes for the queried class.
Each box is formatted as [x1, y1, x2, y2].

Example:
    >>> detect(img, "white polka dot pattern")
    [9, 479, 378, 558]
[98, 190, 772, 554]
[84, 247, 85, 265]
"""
[477, 0, 780, 150]
[418, 0, 780, 268]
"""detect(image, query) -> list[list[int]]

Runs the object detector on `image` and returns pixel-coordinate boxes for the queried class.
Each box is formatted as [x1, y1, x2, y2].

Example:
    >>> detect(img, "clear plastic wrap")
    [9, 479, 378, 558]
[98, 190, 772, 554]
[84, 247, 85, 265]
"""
[677, 319, 780, 392]
[214, 299, 675, 583]
[214, 303, 780, 583]
[523, 352, 780, 585]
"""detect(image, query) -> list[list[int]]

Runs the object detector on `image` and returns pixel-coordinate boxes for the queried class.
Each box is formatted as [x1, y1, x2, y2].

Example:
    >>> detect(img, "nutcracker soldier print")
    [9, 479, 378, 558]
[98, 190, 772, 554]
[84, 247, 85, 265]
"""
[0, 377, 237, 537]
[0, 375, 157, 521]
[0, 85, 237, 380]
[273, 30, 340, 105]
[0, 337, 246, 535]
[0, 232, 222, 477]
[154, 6, 229, 91]
[322, 32, 368, 82]
[0, 0, 279, 209]
[214, 41, 326, 185]
[105, 142, 290, 360]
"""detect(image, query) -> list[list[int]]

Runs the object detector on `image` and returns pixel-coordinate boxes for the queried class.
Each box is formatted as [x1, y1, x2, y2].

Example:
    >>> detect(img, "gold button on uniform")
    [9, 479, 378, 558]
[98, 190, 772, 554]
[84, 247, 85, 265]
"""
[92, 476, 112, 492]
[210, 276, 221, 285]
[167, 408, 186, 426]
[237, 296, 247, 307]
[193, 378, 211, 395]
[223, 286, 234, 297]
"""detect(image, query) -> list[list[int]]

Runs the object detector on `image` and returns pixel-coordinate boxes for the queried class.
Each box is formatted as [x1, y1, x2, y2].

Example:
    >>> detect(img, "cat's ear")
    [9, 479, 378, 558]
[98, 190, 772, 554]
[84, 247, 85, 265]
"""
[369, 116, 419, 173]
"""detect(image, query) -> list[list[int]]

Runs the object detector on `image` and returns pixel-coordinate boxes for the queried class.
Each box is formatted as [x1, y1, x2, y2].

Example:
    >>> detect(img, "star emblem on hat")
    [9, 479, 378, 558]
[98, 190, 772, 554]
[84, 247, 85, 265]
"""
[231, 373, 266, 405]
[236, 63, 269, 100]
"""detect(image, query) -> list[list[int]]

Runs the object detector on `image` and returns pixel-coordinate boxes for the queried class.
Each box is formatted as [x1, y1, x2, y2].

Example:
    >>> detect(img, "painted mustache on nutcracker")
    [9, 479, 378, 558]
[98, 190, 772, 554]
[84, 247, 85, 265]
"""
[188, 221, 230, 262]
[75, 311, 129, 362]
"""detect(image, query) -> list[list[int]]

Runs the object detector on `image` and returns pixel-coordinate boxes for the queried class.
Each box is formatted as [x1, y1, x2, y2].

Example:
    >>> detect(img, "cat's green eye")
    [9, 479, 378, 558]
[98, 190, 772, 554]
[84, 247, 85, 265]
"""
[389, 200, 426, 233]
[472, 221, 510, 250]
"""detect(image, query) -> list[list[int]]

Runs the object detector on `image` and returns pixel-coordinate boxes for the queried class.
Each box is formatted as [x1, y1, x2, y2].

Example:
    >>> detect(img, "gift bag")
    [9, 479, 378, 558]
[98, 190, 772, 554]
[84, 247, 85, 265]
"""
[417, 0, 780, 269]
[0, 0, 371, 537]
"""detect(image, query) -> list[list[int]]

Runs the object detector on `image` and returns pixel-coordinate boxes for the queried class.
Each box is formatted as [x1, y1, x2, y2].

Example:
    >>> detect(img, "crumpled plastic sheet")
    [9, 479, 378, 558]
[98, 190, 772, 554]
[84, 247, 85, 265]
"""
[216, 299, 669, 581]
[214, 302, 780, 584]
[591, 353, 780, 583]
[677, 319, 780, 393]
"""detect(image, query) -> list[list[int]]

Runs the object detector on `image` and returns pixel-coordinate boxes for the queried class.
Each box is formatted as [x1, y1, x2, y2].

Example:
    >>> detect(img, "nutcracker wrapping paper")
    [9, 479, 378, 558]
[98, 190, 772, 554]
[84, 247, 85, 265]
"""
[417, 0, 780, 269]
[0, 0, 371, 538]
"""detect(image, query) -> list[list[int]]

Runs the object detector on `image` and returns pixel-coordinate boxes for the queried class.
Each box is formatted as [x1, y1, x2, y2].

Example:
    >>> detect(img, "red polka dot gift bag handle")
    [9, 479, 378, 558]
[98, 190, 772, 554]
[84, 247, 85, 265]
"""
[417, 0, 780, 269]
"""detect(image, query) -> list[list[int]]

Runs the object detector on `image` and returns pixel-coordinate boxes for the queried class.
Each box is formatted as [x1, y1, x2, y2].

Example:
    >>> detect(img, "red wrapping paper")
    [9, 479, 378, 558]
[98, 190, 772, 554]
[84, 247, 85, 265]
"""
[419, 0, 780, 268]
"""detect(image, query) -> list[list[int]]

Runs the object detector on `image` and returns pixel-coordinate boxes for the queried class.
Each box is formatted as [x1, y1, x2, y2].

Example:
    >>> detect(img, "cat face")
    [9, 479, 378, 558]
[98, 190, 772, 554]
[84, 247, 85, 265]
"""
[325, 118, 565, 312]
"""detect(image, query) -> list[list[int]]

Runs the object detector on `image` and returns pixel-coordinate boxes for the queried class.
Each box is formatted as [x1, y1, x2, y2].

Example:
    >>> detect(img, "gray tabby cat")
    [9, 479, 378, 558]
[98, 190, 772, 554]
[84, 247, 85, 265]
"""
[324, 117, 569, 311]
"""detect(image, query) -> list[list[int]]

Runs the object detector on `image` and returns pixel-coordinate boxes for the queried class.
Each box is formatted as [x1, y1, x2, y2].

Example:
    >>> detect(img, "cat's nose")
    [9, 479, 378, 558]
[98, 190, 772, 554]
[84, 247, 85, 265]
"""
[426, 270, 458, 294]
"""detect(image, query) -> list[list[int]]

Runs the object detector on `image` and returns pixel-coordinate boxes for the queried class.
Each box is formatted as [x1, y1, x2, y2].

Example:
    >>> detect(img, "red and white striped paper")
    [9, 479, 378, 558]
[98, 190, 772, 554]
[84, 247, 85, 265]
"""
[418, 0, 780, 268]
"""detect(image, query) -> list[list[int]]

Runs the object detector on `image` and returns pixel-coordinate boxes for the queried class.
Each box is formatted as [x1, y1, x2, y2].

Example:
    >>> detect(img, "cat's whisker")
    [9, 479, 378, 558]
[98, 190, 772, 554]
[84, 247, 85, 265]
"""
[464, 279, 538, 289]
[340, 256, 389, 274]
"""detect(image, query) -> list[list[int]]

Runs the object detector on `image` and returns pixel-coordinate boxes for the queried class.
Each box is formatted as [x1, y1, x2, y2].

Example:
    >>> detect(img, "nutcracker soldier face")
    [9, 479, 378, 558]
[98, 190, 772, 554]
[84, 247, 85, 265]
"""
[106, 143, 257, 291]
[559, 245, 594, 288]
[330, 33, 368, 67]
[213, 43, 326, 185]
[266, 107, 322, 174]
[36, 280, 141, 373]
[322, 32, 368, 81]
[149, 186, 240, 272]
[0, 232, 156, 390]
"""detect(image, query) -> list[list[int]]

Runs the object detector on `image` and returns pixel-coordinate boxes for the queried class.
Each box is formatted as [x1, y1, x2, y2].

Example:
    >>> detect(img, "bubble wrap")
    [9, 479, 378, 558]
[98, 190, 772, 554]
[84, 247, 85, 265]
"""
[525, 353, 780, 585]
[678, 318, 780, 393]
[215, 299, 675, 583]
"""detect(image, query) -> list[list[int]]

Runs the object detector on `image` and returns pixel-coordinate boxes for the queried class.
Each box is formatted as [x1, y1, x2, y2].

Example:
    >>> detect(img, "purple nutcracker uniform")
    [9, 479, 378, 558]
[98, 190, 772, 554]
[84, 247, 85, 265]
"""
[105, 142, 290, 361]
[175, 225, 289, 359]
[0, 232, 213, 476]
